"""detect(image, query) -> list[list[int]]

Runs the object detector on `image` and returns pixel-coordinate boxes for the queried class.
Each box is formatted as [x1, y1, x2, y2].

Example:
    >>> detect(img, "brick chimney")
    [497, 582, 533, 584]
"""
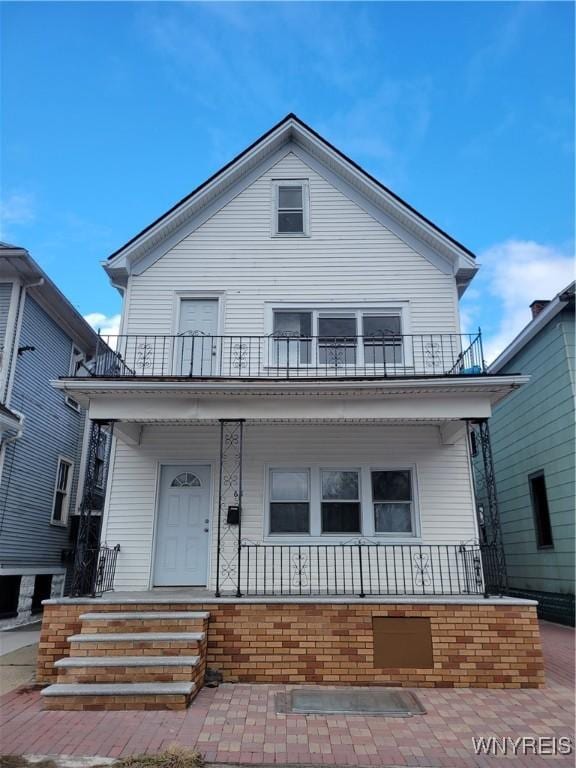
[530, 299, 550, 319]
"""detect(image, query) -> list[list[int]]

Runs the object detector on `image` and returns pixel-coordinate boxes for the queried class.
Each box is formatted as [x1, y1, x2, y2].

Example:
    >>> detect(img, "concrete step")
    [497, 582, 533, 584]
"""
[79, 612, 210, 621]
[79, 612, 209, 634]
[55, 655, 201, 667]
[55, 654, 203, 684]
[41, 681, 197, 711]
[68, 632, 206, 656]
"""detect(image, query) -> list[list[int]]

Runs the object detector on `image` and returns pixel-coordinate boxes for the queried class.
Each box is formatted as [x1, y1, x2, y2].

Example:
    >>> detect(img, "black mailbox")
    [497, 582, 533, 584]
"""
[227, 505, 240, 525]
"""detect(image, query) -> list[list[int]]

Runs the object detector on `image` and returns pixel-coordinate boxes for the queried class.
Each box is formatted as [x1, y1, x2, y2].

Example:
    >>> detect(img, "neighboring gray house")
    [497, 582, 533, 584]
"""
[473, 283, 575, 624]
[0, 242, 103, 626]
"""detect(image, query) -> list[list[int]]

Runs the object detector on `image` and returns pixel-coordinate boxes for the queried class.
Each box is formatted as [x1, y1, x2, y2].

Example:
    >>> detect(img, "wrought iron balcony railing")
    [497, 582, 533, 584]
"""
[78, 332, 486, 379]
[66, 543, 121, 598]
[238, 542, 504, 598]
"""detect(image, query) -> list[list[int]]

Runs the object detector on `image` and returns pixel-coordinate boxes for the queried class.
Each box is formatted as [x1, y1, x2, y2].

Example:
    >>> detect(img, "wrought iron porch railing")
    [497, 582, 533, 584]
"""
[79, 332, 486, 379]
[69, 544, 121, 598]
[238, 542, 503, 598]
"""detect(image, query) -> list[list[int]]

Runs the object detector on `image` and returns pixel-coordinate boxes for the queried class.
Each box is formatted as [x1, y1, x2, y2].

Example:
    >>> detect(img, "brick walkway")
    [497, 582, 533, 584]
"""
[0, 621, 573, 766]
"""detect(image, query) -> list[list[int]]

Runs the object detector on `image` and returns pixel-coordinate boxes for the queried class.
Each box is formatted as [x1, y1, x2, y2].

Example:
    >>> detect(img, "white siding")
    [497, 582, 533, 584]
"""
[104, 423, 477, 591]
[124, 153, 460, 338]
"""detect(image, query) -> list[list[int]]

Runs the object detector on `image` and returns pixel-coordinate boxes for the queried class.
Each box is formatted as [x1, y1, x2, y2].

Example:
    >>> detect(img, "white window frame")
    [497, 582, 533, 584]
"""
[64, 395, 81, 412]
[264, 462, 420, 542]
[51, 456, 74, 526]
[320, 467, 362, 535]
[265, 303, 412, 370]
[369, 466, 419, 538]
[268, 467, 311, 535]
[272, 179, 310, 237]
[69, 345, 85, 376]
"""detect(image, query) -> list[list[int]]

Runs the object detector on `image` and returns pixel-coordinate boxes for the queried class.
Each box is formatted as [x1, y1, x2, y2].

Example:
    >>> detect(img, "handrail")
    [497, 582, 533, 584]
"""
[238, 541, 503, 598]
[75, 332, 486, 380]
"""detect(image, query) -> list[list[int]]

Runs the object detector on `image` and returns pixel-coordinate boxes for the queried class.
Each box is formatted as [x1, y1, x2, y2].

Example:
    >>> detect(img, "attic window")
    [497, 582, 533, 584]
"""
[274, 181, 308, 236]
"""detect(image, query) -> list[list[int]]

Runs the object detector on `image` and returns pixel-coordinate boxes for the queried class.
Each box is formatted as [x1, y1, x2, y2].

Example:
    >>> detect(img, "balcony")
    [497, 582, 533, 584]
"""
[79, 332, 486, 380]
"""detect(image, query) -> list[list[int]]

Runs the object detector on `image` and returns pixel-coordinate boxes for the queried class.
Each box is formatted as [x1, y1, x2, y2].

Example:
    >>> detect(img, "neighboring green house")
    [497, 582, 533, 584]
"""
[474, 283, 575, 624]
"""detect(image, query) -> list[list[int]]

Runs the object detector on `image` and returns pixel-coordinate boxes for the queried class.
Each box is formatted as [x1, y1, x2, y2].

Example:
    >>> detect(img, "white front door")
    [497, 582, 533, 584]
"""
[153, 465, 211, 586]
[176, 299, 219, 375]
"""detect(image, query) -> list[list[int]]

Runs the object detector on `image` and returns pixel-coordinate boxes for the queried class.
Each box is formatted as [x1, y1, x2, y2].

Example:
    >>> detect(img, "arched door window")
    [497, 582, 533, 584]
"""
[171, 472, 201, 488]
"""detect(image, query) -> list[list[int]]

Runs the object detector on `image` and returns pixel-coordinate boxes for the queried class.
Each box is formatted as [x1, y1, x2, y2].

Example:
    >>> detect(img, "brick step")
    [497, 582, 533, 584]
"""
[41, 682, 196, 711]
[68, 632, 205, 656]
[79, 611, 210, 634]
[55, 655, 203, 685]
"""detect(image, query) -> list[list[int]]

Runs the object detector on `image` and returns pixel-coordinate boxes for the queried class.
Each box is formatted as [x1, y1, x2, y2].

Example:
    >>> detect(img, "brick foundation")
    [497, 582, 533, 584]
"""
[37, 600, 545, 689]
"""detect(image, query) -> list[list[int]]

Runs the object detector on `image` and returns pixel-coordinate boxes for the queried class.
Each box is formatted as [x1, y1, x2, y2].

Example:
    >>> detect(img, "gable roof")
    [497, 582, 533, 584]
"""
[490, 281, 575, 373]
[104, 113, 478, 292]
[0, 242, 101, 354]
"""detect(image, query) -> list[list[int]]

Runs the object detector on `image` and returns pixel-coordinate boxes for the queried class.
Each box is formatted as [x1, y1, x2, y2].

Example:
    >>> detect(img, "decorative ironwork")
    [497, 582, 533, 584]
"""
[135, 342, 154, 370]
[468, 418, 508, 594]
[215, 419, 245, 597]
[239, 542, 498, 597]
[291, 550, 310, 590]
[412, 552, 432, 587]
[423, 342, 442, 369]
[80, 332, 486, 379]
[70, 420, 115, 597]
[231, 342, 250, 371]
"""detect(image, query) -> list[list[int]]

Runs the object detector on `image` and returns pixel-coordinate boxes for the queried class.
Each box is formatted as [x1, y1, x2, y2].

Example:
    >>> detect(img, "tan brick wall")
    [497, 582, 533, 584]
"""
[37, 601, 545, 689]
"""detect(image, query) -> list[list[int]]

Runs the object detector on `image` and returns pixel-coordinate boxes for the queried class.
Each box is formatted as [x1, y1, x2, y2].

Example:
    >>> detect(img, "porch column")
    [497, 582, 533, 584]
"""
[70, 419, 115, 597]
[215, 419, 245, 597]
[468, 418, 508, 594]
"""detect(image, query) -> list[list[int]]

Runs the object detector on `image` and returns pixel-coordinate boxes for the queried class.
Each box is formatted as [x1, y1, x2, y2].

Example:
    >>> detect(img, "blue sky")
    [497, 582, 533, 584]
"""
[1, 1, 574, 360]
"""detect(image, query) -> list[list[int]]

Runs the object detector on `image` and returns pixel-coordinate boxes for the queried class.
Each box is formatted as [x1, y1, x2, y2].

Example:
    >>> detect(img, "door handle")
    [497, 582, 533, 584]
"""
[204, 528, 209, 533]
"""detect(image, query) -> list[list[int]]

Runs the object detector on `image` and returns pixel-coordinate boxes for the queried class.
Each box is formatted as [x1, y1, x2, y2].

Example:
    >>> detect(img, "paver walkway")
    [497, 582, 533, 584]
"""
[0, 621, 573, 766]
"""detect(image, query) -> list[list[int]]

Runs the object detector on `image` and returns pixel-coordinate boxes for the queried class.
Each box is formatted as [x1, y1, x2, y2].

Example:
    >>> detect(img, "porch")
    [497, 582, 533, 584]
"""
[82, 419, 500, 598]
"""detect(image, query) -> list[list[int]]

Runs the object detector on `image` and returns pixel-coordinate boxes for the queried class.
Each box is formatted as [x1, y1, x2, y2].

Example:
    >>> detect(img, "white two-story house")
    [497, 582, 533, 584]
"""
[40, 115, 543, 711]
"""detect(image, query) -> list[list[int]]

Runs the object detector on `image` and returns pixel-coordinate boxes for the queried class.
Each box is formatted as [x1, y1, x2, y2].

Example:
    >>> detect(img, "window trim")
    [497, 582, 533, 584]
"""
[69, 345, 85, 377]
[370, 467, 417, 537]
[64, 395, 81, 413]
[268, 467, 311, 535]
[266, 303, 411, 369]
[51, 456, 74, 527]
[272, 179, 310, 237]
[320, 467, 362, 535]
[264, 462, 421, 542]
[529, 470, 554, 550]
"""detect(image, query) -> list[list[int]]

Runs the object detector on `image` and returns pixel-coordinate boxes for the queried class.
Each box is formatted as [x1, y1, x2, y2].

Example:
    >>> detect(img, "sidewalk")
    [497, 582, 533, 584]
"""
[0, 622, 40, 696]
[0, 621, 573, 766]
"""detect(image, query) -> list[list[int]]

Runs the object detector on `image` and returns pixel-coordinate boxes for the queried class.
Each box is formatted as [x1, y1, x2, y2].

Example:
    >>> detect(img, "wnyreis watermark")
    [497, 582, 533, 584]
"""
[472, 736, 573, 756]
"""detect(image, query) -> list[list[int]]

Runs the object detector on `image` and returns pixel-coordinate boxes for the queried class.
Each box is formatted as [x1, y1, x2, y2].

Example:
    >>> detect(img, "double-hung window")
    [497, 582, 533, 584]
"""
[274, 181, 308, 235]
[272, 311, 312, 367]
[51, 458, 73, 525]
[371, 469, 414, 534]
[321, 469, 361, 533]
[362, 315, 403, 365]
[268, 466, 418, 539]
[269, 469, 310, 534]
[318, 316, 357, 365]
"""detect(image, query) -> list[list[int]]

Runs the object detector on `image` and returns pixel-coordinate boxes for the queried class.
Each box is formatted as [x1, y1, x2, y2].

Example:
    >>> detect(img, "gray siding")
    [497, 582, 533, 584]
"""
[0, 282, 12, 347]
[486, 306, 575, 595]
[0, 295, 85, 567]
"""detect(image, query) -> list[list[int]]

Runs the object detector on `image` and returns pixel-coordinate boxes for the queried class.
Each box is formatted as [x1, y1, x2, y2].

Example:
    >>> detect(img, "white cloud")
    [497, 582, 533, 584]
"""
[83, 312, 121, 338]
[474, 240, 574, 363]
[0, 192, 35, 237]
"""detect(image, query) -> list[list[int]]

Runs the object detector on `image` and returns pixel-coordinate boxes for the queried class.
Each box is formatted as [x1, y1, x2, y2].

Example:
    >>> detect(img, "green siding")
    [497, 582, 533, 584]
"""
[486, 306, 575, 595]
